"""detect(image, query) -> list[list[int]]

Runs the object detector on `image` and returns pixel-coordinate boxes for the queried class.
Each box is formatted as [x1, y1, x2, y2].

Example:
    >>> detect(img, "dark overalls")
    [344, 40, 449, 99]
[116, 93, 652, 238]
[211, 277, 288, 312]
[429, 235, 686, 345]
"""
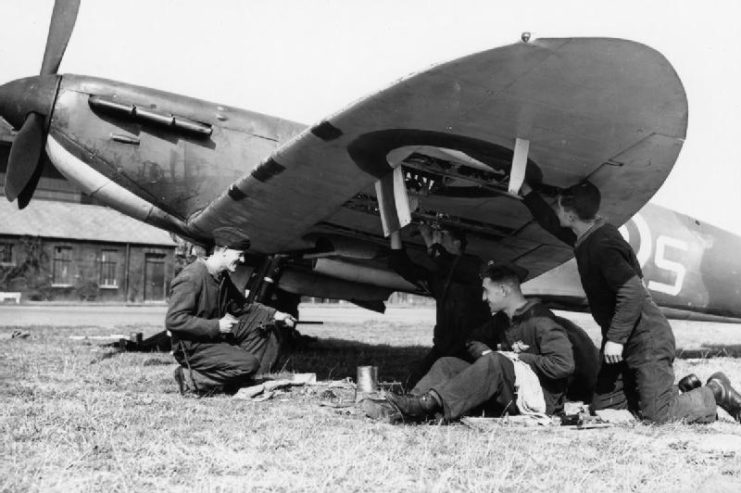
[523, 192, 716, 423]
[389, 246, 491, 384]
[411, 300, 575, 419]
[166, 259, 282, 393]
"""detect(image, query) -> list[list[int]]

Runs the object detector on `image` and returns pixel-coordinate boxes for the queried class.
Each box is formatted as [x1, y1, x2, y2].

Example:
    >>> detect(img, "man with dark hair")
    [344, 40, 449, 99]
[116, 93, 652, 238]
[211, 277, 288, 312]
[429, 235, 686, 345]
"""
[389, 225, 491, 385]
[167, 227, 296, 395]
[520, 181, 741, 423]
[366, 263, 576, 423]
[558, 181, 601, 221]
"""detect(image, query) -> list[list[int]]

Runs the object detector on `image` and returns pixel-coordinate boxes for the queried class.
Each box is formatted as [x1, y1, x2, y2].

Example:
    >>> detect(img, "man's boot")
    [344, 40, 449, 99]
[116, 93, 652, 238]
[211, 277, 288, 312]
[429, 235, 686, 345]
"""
[362, 398, 403, 424]
[706, 372, 741, 422]
[678, 373, 702, 393]
[387, 391, 441, 421]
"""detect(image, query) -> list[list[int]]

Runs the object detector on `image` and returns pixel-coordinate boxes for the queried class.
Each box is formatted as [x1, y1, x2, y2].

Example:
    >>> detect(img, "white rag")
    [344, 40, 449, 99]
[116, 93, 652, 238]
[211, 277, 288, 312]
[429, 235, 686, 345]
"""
[499, 352, 546, 415]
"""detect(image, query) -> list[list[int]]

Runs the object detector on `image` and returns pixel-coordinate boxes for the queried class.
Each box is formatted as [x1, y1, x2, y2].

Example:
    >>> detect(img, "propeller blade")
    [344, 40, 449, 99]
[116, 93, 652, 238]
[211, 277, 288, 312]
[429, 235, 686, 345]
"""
[5, 113, 45, 203]
[40, 0, 81, 76]
[17, 158, 45, 210]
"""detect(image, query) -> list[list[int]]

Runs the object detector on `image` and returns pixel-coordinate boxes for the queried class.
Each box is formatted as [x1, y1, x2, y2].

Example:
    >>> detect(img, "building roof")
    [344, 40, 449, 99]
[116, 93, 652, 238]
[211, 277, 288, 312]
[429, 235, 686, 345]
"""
[0, 199, 177, 246]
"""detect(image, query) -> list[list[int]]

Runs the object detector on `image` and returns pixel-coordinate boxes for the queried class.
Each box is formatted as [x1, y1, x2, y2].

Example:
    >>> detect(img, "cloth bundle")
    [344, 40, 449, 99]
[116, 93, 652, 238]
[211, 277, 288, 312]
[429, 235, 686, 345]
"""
[500, 352, 546, 414]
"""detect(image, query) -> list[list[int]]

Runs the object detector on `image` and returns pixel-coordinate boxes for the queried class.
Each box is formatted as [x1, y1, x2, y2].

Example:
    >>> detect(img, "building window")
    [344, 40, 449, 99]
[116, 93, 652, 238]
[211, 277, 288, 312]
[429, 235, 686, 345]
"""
[0, 242, 13, 266]
[99, 249, 119, 288]
[52, 246, 73, 286]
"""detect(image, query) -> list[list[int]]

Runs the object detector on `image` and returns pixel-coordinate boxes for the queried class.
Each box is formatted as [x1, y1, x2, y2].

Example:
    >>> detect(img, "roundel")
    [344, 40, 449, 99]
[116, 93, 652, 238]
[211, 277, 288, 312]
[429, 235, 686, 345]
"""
[618, 213, 651, 268]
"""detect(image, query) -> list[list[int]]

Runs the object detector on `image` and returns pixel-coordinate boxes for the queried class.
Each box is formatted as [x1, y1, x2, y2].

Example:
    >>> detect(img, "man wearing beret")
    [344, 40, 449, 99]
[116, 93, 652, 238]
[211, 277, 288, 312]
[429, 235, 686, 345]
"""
[168, 228, 296, 395]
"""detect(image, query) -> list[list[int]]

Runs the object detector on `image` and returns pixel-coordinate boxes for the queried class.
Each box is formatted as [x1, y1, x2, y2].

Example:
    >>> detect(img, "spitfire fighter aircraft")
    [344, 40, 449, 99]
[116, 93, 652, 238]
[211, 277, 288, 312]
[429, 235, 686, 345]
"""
[2, 1, 740, 321]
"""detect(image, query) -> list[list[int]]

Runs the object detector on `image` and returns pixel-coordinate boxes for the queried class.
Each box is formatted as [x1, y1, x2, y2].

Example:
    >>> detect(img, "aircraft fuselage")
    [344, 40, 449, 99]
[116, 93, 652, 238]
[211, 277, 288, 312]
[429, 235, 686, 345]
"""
[44, 75, 305, 240]
[2, 74, 739, 321]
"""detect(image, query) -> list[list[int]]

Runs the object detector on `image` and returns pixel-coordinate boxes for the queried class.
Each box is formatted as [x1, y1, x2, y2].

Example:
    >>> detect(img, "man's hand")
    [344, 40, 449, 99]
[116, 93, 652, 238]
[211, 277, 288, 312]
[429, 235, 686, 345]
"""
[466, 340, 492, 359]
[274, 311, 297, 329]
[603, 341, 624, 364]
[219, 313, 238, 333]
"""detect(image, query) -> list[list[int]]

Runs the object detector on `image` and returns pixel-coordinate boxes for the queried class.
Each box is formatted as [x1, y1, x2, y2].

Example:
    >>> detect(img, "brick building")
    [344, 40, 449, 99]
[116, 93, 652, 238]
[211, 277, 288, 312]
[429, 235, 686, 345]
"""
[0, 199, 176, 303]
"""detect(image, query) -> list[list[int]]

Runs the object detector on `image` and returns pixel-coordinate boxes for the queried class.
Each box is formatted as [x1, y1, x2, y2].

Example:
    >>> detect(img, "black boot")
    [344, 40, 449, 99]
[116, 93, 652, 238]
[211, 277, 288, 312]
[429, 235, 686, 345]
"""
[387, 391, 441, 420]
[362, 397, 403, 424]
[706, 372, 741, 422]
[678, 373, 702, 393]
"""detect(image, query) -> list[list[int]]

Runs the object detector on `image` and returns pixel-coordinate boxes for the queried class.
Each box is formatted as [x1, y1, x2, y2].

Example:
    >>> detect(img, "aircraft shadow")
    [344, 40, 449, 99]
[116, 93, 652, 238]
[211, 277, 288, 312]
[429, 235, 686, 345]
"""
[122, 334, 741, 386]
[280, 337, 429, 387]
[676, 344, 741, 359]
[117, 332, 432, 387]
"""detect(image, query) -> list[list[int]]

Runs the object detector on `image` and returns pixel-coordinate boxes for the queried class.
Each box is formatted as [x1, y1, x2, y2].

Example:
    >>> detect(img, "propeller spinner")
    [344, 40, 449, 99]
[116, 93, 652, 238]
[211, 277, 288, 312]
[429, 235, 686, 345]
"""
[0, 0, 80, 209]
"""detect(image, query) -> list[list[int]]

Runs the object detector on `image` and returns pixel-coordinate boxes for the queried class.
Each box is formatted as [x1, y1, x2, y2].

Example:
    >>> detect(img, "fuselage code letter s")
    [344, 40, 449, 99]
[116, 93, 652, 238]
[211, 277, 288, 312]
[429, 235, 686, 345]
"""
[620, 215, 688, 297]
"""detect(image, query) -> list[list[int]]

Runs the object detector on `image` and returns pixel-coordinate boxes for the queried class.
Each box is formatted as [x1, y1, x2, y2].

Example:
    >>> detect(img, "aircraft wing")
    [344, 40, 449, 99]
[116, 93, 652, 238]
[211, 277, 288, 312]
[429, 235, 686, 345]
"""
[186, 37, 687, 280]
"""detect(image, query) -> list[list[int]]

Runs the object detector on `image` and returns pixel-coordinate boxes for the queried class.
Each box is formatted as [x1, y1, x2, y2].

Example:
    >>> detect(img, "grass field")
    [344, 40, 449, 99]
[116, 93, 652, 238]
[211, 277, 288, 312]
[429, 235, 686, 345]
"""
[2, 308, 741, 492]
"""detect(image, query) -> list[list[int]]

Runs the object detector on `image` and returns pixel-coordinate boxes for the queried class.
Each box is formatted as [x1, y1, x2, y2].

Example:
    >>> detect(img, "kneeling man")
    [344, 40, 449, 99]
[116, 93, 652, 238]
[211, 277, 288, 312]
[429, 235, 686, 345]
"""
[375, 263, 575, 422]
[167, 229, 295, 395]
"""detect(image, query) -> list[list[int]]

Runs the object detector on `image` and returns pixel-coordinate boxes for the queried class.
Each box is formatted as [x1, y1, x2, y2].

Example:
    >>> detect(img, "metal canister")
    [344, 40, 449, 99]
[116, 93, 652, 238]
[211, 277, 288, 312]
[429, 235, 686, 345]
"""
[356, 366, 379, 393]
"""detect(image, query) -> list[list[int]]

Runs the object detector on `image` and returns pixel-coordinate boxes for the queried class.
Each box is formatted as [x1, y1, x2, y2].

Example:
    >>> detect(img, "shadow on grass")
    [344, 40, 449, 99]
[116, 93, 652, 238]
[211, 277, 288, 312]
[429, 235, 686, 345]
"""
[280, 338, 428, 385]
[116, 336, 741, 385]
[106, 334, 430, 386]
[677, 344, 741, 359]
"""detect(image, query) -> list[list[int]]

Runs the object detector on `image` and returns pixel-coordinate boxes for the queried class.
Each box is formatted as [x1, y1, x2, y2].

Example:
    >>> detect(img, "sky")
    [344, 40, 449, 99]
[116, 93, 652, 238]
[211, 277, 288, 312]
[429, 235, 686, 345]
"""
[2, 0, 740, 234]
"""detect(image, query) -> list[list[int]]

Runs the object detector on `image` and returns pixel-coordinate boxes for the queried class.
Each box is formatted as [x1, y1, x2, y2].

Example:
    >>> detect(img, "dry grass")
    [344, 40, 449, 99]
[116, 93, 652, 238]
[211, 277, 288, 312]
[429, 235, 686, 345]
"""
[2, 312, 741, 492]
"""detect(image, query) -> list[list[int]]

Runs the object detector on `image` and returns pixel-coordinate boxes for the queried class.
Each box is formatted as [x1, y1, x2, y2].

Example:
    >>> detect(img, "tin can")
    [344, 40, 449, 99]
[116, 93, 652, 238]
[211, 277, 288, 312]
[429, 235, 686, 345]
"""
[356, 365, 379, 393]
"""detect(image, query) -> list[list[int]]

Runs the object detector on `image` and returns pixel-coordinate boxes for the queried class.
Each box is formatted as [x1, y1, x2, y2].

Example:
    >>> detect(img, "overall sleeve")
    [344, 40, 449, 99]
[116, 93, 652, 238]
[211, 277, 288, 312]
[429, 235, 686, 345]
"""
[430, 247, 482, 284]
[165, 275, 220, 341]
[522, 191, 577, 246]
[606, 275, 645, 344]
[597, 241, 645, 344]
[429, 244, 455, 270]
[518, 321, 575, 380]
[428, 245, 468, 300]
[388, 249, 431, 288]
